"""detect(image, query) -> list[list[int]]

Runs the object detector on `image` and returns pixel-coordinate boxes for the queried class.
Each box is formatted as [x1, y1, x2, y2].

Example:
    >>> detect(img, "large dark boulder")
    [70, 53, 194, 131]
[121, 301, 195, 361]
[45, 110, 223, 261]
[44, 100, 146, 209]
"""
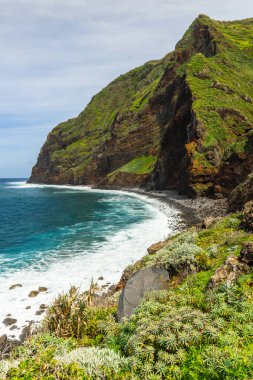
[117, 266, 169, 320]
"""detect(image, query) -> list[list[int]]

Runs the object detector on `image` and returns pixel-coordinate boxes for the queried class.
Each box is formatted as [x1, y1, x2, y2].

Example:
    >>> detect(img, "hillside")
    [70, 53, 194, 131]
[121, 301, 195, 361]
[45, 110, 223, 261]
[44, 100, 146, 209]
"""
[29, 15, 253, 198]
[1, 211, 253, 379]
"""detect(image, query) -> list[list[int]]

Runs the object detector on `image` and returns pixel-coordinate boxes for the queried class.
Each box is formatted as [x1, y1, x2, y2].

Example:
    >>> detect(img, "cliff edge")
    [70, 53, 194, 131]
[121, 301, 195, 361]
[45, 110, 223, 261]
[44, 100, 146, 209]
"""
[29, 15, 253, 198]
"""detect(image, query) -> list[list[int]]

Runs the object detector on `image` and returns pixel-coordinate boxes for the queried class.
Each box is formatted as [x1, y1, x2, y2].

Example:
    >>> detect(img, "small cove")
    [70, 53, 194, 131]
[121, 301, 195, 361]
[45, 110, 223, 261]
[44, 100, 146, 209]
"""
[0, 179, 181, 338]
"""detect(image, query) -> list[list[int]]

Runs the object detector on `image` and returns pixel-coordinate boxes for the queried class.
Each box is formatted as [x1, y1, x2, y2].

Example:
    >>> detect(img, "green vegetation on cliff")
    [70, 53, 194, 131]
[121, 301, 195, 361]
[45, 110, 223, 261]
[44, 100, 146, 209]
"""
[185, 18, 253, 193]
[29, 15, 253, 197]
[1, 212, 253, 379]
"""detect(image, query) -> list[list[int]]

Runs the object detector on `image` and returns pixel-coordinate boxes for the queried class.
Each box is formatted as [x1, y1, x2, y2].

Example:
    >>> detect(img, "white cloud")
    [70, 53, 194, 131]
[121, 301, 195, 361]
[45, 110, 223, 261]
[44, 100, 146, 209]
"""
[0, 0, 252, 176]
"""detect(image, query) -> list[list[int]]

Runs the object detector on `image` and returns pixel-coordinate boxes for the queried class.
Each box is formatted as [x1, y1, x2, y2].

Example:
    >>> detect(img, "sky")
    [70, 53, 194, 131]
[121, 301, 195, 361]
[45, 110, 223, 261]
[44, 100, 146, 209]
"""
[0, 0, 252, 177]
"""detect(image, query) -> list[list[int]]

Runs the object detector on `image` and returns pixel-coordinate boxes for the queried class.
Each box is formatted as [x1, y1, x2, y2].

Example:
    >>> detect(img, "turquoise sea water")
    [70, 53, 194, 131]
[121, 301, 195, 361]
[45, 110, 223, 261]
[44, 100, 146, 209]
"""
[0, 179, 163, 274]
[0, 178, 179, 337]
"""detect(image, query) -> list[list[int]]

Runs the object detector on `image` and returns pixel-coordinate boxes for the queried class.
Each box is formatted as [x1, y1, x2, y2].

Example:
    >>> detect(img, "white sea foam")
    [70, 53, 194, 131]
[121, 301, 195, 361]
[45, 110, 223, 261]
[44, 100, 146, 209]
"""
[0, 183, 181, 339]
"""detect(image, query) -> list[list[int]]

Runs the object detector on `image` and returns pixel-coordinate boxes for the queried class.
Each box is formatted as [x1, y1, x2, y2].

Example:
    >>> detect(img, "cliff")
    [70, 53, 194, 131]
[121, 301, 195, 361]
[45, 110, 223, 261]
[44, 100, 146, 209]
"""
[29, 15, 253, 197]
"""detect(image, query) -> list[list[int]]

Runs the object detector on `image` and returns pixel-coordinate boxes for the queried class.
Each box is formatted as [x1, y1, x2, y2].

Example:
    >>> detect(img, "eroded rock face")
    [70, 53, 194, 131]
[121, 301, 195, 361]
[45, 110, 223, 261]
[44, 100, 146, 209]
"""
[239, 242, 253, 266]
[208, 255, 250, 289]
[242, 201, 253, 230]
[117, 267, 169, 320]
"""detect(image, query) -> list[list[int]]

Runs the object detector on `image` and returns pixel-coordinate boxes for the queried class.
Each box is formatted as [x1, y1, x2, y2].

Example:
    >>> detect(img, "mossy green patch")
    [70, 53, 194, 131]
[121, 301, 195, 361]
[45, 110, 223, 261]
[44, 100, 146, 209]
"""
[108, 155, 157, 178]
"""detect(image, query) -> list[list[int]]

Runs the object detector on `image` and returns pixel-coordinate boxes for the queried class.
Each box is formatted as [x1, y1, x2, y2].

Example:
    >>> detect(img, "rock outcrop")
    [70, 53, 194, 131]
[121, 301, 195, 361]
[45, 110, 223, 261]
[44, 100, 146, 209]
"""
[207, 255, 249, 288]
[229, 173, 253, 210]
[117, 267, 169, 320]
[240, 241, 253, 266]
[29, 16, 253, 198]
[208, 242, 253, 288]
[2, 318, 17, 327]
[242, 201, 253, 230]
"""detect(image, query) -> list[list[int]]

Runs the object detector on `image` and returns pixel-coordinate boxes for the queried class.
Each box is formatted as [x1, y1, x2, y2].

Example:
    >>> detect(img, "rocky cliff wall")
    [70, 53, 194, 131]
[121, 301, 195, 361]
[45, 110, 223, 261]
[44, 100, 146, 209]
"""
[29, 15, 253, 198]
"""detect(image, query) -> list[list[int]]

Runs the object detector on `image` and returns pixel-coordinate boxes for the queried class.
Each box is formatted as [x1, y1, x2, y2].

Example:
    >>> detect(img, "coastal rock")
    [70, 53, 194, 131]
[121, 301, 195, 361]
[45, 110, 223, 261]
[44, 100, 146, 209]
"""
[38, 287, 47, 292]
[147, 241, 167, 254]
[98, 276, 104, 280]
[242, 201, 253, 230]
[229, 173, 253, 210]
[0, 335, 21, 357]
[207, 255, 249, 289]
[239, 242, 253, 266]
[115, 262, 141, 292]
[25, 306, 31, 310]
[28, 290, 39, 297]
[35, 310, 45, 316]
[9, 325, 17, 331]
[0, 334, 7, 351]
[19, 323, 33, 343]
[2, 318, 17, 327]
[117, 266, 169, 320]
[40, 304, 47, 310]
[202, 216, 222, 229]
[9, 284, 22, 290]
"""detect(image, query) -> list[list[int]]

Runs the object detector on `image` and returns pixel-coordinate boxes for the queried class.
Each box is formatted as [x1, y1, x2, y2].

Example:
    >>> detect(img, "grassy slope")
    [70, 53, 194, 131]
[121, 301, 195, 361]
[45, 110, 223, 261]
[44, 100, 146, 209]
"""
[31, 15, 253, 192]
[2, 213, 253, 379]
[185, 17, 253, 192]
[45, 58, 169, 178]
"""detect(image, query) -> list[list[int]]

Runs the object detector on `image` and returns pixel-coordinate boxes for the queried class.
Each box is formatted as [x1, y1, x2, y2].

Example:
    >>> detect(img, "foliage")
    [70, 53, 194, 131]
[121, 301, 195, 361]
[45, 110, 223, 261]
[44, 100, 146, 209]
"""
[146, 231, 208, 273]
[2, 211, 253, 379]
[4, 334, 131, 380]
[56, 347, 131, 378]
[43, 285, 116, 345]
[185, 17, 253, 182]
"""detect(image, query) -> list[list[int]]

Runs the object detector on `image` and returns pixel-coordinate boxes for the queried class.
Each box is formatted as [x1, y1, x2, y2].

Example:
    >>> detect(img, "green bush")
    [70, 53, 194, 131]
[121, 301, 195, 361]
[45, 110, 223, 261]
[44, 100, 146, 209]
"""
[43, 286, 116, 343]
[56, 347, 131, 378]
[147, 231, 207, 274]
[4, 334, 131, 380]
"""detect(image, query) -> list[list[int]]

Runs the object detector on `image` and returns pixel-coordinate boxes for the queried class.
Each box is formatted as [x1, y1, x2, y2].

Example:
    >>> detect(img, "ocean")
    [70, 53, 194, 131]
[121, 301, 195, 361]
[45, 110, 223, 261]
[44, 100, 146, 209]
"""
[0, 179, 180, 338]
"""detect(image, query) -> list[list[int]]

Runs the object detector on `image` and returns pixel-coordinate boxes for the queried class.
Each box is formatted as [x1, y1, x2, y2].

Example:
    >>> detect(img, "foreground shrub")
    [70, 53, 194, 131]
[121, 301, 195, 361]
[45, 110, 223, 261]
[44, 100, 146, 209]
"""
[56, 347, 131, 378]
[5, 334, 131, 380]
[112, 279, 253, 379]
[117, 291, 220, 379]
[146, 231, 208, 274]
[43, 286, 115, 343]
[0, 360, 19, 379]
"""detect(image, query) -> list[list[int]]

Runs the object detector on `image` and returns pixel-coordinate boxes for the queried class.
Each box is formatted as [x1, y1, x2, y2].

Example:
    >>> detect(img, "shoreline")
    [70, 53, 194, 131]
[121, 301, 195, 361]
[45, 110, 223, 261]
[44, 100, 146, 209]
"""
[99, 186, 228, 227]
[0, 183, 182, 342]
[0, 183, 228, 345]
[24, 181, 229, 225]
[129, 189, 228, 227]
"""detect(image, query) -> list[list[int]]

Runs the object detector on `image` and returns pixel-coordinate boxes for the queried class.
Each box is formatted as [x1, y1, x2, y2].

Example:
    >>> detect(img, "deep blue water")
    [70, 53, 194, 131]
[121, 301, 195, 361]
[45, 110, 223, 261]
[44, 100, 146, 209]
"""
[0, 179, 163, 274]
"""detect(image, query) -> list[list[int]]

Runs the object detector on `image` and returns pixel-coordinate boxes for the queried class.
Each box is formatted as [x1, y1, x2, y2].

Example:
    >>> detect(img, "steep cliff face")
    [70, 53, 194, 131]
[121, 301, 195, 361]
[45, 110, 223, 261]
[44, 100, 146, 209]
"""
[29, 15, 253, 197]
